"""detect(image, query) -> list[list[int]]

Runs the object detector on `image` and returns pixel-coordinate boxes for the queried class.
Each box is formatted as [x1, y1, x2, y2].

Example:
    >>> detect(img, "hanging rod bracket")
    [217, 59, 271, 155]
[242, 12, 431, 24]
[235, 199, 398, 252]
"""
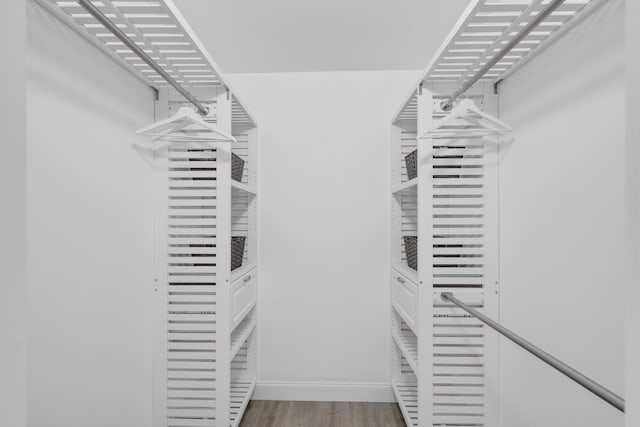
[440, 0, 567, 112]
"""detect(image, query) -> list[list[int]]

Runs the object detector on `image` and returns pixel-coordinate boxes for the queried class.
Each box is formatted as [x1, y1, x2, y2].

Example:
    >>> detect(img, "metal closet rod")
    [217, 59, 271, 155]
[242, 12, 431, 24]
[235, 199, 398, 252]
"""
[440, 0, 566, 111]
[440, 292, 625, 413]
[76, 0, 210, 116]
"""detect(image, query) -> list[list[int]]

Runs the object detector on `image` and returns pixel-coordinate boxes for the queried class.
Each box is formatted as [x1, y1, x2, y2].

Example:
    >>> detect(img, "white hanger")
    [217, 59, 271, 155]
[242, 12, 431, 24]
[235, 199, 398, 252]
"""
[137, 106, 237, 143]
[419, 99, 512, 139]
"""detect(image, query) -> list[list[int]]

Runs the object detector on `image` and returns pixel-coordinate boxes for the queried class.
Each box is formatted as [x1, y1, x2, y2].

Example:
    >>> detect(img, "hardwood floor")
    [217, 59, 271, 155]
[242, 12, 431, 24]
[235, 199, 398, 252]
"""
[238, 401, 406, 427]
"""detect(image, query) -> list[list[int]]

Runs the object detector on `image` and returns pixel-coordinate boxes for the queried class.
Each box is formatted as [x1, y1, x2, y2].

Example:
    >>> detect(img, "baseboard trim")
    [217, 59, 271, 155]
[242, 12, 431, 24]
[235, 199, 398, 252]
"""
[253, 381, 395, 403]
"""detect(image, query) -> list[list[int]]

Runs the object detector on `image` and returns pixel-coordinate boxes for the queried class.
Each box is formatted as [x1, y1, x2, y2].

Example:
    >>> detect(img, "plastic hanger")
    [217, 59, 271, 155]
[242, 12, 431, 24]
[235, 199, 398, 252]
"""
[137, 106, 237, 143]
[419, 99, 512, 139]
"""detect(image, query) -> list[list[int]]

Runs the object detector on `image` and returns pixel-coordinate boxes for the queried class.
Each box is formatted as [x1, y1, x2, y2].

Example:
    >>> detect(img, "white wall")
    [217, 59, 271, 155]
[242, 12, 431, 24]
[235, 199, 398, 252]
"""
[26, 3, 155, 426]
[498, 1, 625, 426]
[227, 70, 420, 401]
[626, 0, 639, 424]
[172, 0, 469, 73]
[0, 1, 27, 427]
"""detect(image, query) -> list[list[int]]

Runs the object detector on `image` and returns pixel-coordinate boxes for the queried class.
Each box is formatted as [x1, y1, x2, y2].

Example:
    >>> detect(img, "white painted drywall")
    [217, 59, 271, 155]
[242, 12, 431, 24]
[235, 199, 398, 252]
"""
[26, 3, 155, 426]
[498, 1, 625, 426]
[626, 0, 639, 424]
[226, 70, 421, 401]
[0, 1, 27, 427]
[172, 0, 469, 73]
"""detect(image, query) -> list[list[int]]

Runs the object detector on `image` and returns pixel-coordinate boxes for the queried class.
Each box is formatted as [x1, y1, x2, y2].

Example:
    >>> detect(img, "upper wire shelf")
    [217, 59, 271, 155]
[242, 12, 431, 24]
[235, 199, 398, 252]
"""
[36, 0, 257, 127]
[426, 0, 603, 83]
[393, 0, 609, 124]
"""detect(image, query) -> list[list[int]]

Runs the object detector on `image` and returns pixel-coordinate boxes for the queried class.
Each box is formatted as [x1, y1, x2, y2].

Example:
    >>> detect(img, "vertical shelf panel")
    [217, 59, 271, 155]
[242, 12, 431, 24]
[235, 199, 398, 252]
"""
[165, 137, 219, 427]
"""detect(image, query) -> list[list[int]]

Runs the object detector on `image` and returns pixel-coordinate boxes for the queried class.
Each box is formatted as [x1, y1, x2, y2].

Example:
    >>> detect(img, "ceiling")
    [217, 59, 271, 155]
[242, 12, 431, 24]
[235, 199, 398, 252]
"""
[172, 0, 470, 74]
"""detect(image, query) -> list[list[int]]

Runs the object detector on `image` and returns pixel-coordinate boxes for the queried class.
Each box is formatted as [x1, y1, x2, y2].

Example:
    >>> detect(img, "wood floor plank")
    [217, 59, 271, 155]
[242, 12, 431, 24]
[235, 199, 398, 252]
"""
[238, 400, 406, 427]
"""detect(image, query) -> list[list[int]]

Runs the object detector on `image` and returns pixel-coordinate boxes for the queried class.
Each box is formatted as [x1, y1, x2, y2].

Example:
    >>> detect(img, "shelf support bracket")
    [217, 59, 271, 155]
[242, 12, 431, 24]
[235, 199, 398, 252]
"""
[493, 80, 502, 95]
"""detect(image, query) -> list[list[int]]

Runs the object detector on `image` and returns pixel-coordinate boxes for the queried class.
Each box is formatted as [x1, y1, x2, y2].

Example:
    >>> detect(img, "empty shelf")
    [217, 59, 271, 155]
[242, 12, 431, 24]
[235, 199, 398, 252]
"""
[392, 382, 418, 427]
[230, 379, 256, 427]
[392, 328, 418, 376]
[231, 263, 257, 283]
[231, 181, 257, 195]
[230, 313, 256, 360]
[392, 177, 418, 194]
[392, 263, 419, 286]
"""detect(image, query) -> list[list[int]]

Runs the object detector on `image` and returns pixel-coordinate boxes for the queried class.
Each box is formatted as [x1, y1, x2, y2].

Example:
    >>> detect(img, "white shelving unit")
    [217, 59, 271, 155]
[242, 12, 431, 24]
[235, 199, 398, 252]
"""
[389, 1, 606, 426]
[148, 87, 258, 427]
[389, 77, 501, 427]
